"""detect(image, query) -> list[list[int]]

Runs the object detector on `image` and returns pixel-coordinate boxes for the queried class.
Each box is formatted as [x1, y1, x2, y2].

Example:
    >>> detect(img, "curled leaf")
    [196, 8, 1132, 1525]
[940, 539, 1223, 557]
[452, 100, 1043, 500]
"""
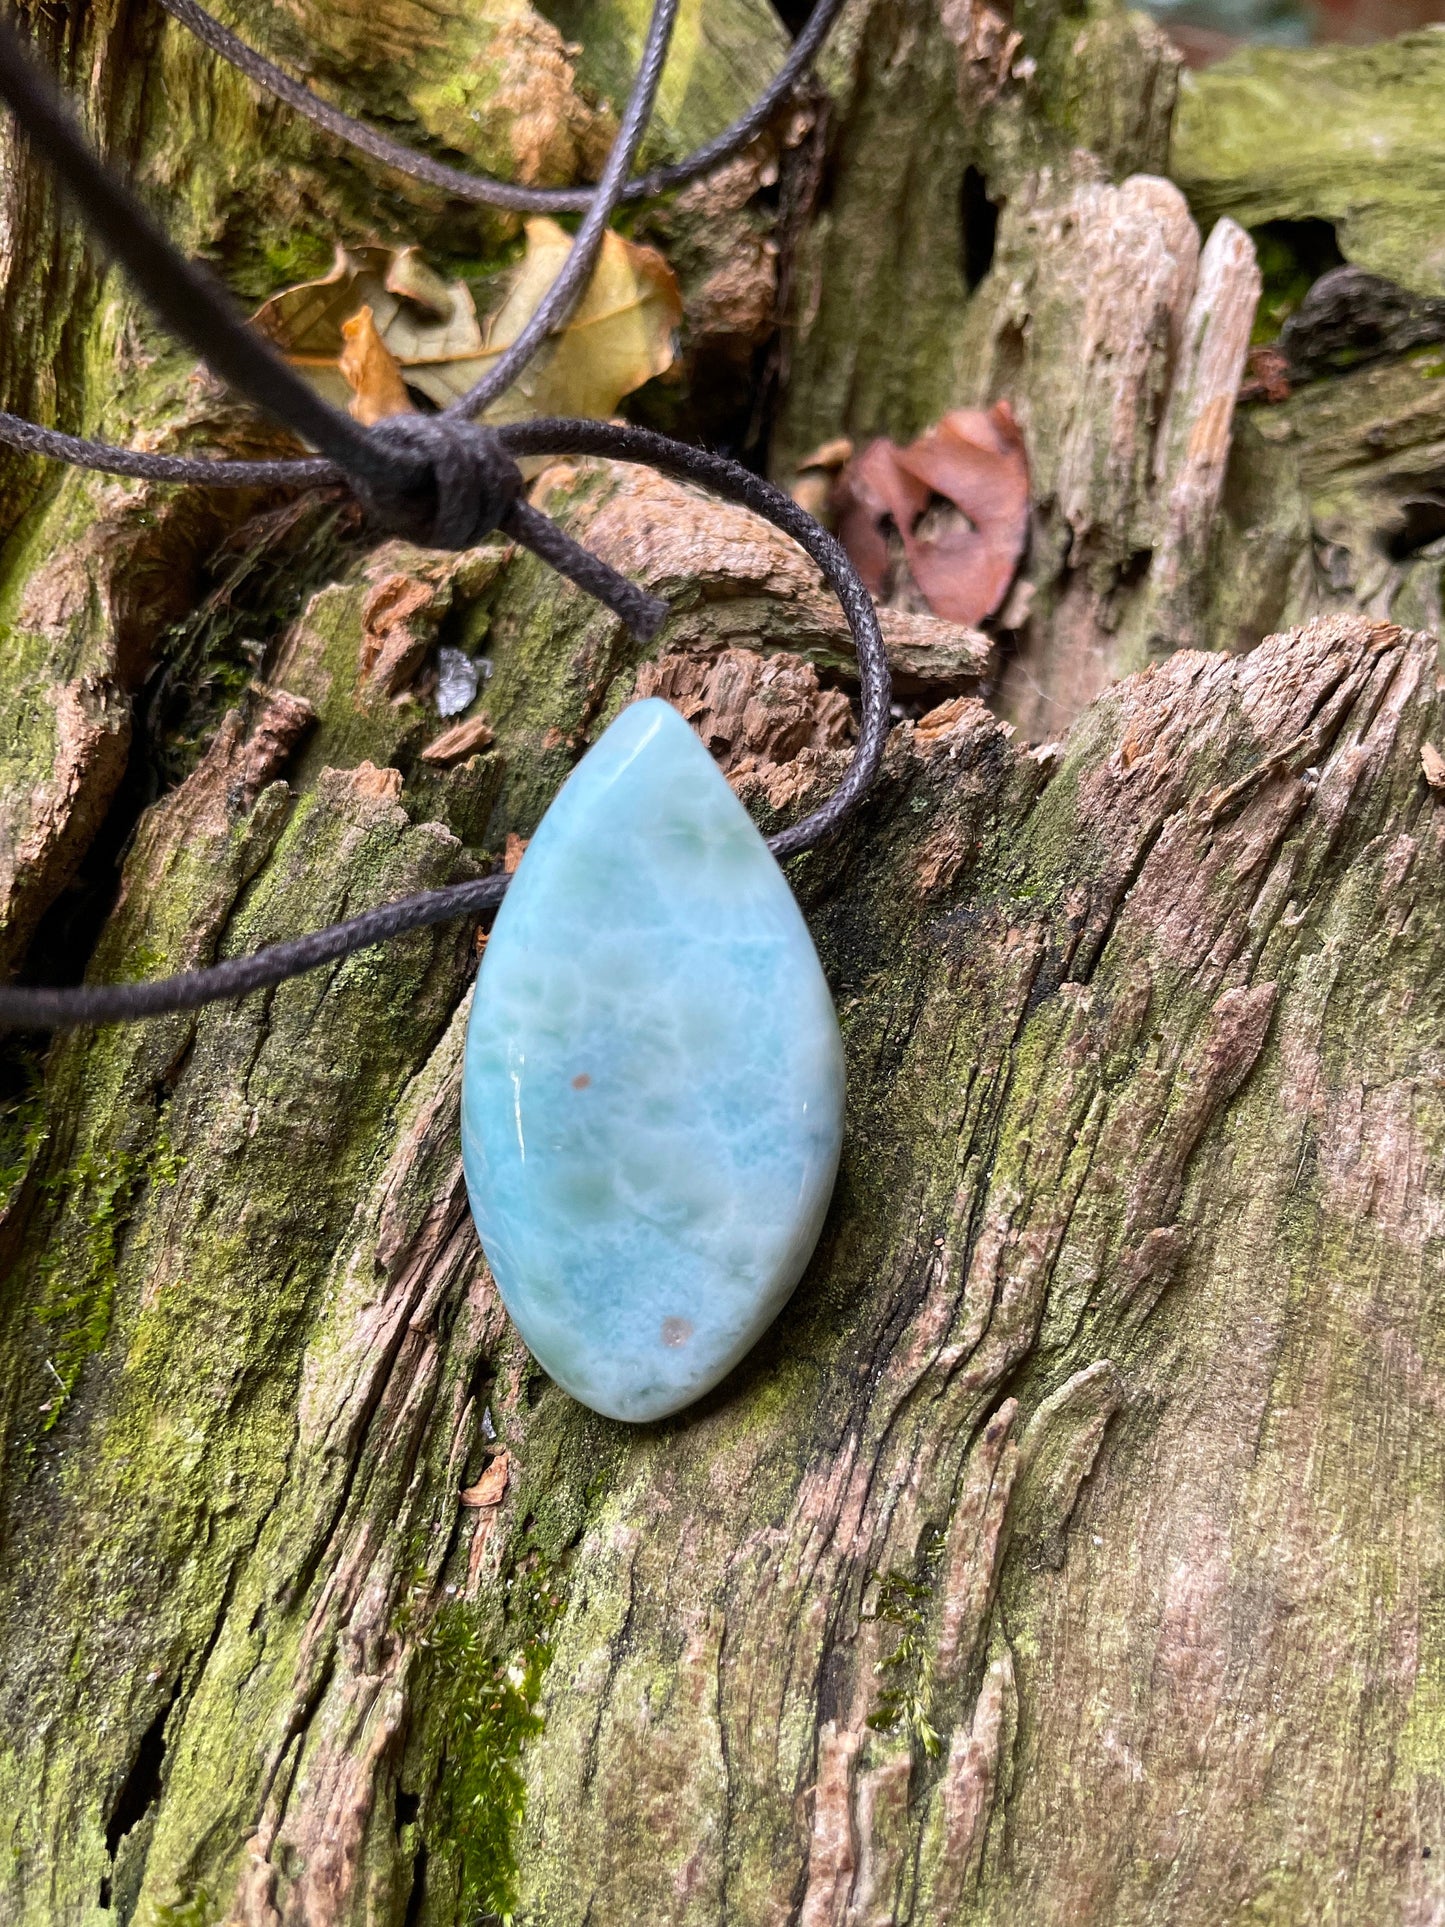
[836, 403, 1030, 626]
[339, 306, 414, 425]
[253, 223, 682, 428]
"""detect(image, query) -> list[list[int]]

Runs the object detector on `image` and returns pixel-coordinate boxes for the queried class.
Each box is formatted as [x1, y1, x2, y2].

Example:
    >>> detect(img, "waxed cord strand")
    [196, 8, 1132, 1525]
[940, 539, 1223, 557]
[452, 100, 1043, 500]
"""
[0, 15, 394, 490]
[0, 4, 892, 1033]
[0, 12, 669, 634]
[444, 0, 679, 418]
[156, 0, 844, 216]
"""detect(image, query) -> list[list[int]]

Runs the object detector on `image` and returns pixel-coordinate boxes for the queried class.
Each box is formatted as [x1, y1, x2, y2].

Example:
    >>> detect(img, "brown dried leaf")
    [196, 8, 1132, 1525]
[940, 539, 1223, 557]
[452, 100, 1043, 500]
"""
[504, 832, 528, 873]
[254, 223, 681, 427]
[459, 1451, 510, 1509]
[1421, 741, 1445, 790]
[835, 440, 929, 600]
[836, 403, 1030, 627]
[338, 306, 414, 425]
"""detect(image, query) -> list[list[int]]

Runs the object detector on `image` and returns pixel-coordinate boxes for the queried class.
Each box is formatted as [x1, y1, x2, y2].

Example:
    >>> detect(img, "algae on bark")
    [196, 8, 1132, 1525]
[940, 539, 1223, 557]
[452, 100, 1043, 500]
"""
[1172, 31, 1445, 299]
[2, 1, 1445, 1923]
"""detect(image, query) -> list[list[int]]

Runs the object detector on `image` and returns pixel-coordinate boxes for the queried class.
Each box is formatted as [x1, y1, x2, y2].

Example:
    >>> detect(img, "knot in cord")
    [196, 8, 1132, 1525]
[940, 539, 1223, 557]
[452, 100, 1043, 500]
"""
[357, 414, 522, 550]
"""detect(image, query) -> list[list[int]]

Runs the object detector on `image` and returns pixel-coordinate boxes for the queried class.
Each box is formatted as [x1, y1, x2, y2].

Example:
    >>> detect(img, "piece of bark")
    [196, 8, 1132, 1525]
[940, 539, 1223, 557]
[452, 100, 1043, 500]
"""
[420, 715, 495, 766]
[636, 647, 854, 773]
[520, 461, 994, 696]
[953, 169, 1262, 736]
[459, 1453, 510, 1509]
[1134, 215, 1262, 654]
[4, 582, 1440, 1927]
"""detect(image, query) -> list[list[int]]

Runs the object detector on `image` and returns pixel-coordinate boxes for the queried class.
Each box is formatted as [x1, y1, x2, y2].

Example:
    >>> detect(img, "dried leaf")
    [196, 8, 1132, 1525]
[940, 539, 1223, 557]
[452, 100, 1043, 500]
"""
[459, 1451, 510, 1509]
[836, 441, 929, 601]
[503, 832, 528, 873]
[424, 218, 682, 421]
[836, 403, 1030, 627]
[421, 715, 495, 766]
[254, 223, 681, 428]
[1422, 741, 1445, 790]
[253, 245, 471, 414]
[339, 306, 414, 425]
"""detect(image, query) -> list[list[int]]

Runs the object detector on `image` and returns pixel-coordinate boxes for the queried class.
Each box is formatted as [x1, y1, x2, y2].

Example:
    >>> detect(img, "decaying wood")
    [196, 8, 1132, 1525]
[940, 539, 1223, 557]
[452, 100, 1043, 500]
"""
[947, 170, 1263, 735]
[2, 0, 1445, 1922]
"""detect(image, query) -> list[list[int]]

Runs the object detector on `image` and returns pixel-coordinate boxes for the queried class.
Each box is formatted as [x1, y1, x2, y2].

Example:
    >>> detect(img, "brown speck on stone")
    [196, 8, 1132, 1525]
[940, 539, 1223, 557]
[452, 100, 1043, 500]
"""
[661, 1317, 693, 1348]
[572, 1073, 591, 1090]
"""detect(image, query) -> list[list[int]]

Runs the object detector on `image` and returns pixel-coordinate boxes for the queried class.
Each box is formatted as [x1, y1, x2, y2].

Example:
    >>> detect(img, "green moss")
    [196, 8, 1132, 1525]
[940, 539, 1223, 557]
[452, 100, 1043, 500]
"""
[34, 1129, 185, 1428]
[1172, 32, 1445, 298]
[423, 1579, 560, 1924]
[868, 1572, 942, 1759]
[409, 66, 514, 180]
[539, 0, 787, 169]
[142, 1891, 217, 1927]
[1249, 219, 1346, 345]
[0, 1053, 48, 1218]
[148, 499, 357, 790]
[255, 231, 337, 295]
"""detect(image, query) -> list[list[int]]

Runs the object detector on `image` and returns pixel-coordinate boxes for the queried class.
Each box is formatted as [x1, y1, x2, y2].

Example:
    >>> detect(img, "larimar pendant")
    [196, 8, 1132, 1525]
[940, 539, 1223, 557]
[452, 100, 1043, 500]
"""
[460, 699, 845, 1422]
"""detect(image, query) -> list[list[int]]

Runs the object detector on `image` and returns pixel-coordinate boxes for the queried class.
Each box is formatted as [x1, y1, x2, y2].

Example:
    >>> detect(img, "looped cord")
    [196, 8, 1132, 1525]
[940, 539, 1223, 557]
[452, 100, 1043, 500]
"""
[158, 0, 845, 216]
[0, 2, 897, 1032]
[357, 415, 522, 551]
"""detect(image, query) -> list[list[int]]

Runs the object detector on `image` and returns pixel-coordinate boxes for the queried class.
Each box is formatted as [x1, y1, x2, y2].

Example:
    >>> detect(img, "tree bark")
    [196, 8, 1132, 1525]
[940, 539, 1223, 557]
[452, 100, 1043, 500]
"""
[1, 2, 1443, 1925]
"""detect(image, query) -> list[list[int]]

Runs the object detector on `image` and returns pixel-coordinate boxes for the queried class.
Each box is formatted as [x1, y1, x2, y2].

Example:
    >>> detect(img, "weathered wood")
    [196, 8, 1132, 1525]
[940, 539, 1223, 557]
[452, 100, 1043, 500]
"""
[2, 1, 1445, 1923]
[1172, 31, 1445, 300]
[772, 0, 1181, 478]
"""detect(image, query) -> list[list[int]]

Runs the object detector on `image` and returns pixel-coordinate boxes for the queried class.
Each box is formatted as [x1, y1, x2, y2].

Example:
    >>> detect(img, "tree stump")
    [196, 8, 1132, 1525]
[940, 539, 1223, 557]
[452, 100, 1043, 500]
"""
[1, 1, 1442, 1923]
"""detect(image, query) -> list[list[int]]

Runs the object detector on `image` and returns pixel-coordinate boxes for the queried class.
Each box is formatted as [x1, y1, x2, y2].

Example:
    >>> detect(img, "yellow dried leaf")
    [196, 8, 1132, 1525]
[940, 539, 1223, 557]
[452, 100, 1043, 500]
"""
[253, 245, 470, 413]
[417, 217, 682, 424]
[338, 305, 414, 425]
[253, 225, 681, 429]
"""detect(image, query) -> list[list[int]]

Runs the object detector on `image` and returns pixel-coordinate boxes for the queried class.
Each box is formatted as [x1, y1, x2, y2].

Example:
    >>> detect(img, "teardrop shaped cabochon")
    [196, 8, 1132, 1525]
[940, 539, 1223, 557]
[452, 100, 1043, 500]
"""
[460, 699, 846, 1423]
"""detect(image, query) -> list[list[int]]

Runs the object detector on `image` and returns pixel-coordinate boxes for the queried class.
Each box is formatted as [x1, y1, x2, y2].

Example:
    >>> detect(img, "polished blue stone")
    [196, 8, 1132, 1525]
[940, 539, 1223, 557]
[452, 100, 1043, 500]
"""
[460, 698, 845, 1422]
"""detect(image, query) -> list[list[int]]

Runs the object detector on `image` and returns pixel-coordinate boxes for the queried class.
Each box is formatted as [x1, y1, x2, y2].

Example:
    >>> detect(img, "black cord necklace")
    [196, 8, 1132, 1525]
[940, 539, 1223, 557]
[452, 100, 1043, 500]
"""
[0, 1, 891, 1036]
